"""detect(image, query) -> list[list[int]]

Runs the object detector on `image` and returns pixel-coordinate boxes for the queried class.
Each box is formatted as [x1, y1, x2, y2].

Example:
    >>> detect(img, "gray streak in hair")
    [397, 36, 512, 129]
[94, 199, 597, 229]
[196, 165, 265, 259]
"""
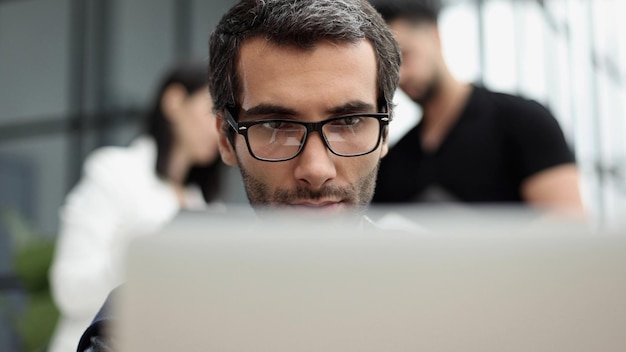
[208, 0, 401, 123]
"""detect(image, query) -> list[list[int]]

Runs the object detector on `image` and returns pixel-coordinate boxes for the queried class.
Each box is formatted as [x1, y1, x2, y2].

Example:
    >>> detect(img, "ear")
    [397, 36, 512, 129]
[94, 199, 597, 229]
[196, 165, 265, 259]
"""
[380, 126, 389, 159]
[161, 84, 187, 122]
[216, 113, 239, 166]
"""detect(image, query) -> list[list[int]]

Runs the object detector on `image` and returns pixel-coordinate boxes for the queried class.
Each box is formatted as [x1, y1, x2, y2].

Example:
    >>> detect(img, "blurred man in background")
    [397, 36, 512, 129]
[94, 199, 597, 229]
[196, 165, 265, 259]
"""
[370, 0, 584, 213]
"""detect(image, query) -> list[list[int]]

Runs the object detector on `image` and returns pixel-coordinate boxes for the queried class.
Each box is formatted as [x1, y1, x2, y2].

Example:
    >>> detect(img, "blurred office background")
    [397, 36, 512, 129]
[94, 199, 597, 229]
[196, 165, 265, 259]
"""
[0, 0, 625, 350]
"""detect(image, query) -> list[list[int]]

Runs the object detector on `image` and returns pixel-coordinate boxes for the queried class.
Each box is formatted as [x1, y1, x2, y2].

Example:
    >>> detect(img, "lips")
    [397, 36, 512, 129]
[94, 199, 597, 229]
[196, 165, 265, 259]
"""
[287, 201, 345, 212]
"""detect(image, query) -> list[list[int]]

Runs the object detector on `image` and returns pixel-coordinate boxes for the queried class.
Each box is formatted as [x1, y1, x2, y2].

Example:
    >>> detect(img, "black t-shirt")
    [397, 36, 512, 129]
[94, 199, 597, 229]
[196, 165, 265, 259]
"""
[373, 86, 575, 204]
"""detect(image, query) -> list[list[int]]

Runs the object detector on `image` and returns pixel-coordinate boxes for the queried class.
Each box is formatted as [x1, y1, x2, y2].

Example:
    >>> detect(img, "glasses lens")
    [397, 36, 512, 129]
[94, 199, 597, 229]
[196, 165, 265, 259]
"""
[247, 121, 306, 160]
[244, 115, 382, 161]
[323, 116, 381, 156]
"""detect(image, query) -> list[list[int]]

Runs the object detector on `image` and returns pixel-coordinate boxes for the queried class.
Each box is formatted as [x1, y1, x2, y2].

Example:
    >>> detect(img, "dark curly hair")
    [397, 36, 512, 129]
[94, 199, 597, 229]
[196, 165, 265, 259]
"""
[145, 60, 221, 202]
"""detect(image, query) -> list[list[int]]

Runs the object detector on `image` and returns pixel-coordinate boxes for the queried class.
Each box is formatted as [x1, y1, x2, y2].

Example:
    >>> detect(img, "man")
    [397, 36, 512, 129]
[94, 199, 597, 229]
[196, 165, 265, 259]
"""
[77, 0, 401, 350]
[370, 0, 584, 211]
[208, 0, 400, 214]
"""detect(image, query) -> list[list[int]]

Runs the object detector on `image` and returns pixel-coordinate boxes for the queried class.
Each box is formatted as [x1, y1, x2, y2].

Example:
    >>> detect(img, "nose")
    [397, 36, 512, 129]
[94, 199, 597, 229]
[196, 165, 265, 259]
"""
[293, 132, 337, 190]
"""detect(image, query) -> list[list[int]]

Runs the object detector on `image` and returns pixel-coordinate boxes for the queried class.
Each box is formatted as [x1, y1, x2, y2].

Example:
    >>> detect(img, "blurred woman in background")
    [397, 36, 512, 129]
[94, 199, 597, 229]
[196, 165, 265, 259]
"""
[48, 61, 223, 352]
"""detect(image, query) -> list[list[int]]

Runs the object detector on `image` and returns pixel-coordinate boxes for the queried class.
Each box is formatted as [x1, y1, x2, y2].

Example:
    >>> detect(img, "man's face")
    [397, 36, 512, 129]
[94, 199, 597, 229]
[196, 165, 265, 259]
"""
[217, 38, 388, 213]
[389, 19, 442, 104]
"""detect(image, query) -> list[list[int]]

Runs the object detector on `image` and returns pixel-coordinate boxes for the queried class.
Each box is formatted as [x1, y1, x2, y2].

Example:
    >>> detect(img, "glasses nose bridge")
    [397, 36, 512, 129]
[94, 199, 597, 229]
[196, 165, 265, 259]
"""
[301, 121, 331, 152]
[305, 121, 325, 135]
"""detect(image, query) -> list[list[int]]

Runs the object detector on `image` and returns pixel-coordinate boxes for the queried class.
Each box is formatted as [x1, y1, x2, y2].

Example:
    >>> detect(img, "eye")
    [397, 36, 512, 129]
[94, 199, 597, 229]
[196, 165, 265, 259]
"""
[261, 120, 299, 130]
[332, 116, 364, 126]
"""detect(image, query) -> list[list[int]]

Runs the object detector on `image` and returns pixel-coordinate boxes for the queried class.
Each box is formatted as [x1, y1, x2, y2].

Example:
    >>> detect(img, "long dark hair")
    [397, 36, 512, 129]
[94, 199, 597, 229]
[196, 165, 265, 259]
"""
[145, 60, 222, 203]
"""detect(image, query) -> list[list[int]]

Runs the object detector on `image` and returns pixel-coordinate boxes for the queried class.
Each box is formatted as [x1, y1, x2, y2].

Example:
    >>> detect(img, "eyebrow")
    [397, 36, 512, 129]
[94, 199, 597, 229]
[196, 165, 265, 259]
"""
[242, 104, 298, 119]
[327, 101, 377, 115]
[240, 100, 377, 120]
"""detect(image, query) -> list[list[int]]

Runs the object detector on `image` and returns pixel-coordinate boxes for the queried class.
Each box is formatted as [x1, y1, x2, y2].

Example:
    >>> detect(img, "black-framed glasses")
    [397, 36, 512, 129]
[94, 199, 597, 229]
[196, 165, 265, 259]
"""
[224, 105, 390, 162]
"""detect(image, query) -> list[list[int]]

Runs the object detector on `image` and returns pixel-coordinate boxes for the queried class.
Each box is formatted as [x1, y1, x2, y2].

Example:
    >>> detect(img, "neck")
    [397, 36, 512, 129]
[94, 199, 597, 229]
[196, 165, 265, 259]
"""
[417, 69, 472, 152]
[421, 70, 470, 125]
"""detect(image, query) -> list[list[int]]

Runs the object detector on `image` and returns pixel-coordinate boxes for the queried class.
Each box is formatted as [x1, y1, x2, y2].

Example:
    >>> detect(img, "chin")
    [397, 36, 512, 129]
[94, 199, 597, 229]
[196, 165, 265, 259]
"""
[253, 202, 348, 216]
[289, 202, 347, 214]
[254, 202, 365, 226]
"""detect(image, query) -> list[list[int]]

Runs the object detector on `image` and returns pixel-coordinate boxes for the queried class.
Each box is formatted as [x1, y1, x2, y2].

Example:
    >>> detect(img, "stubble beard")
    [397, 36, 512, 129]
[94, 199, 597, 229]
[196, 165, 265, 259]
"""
[238, 159, 380, 214]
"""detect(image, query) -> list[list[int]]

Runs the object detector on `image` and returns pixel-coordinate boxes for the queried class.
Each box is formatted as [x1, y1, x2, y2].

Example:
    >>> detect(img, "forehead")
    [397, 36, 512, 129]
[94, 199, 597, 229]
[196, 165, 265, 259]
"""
[236, 37, 379, 114]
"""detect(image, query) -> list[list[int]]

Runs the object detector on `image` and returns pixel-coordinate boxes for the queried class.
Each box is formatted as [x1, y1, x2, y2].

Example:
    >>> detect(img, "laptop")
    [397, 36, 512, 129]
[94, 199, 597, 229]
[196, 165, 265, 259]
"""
[114, 208, 626, 352]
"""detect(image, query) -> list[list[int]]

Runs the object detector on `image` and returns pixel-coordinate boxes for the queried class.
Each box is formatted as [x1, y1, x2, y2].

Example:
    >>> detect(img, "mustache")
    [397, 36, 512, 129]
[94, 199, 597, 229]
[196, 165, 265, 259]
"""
[273, 185, 354, 203]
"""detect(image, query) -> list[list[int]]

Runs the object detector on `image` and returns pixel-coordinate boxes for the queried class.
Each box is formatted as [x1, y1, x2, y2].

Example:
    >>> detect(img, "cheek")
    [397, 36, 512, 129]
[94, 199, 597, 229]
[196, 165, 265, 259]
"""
[186, 117, 220, 163]
[235, 141, 270, 175]
[240, 154, 293, 189]
[357, 154, 382, 185]
[190, 119, 211, 148]
[337, 154, 379, 182]
[194, 113, 218, 141]
[403, 57, 426, 79]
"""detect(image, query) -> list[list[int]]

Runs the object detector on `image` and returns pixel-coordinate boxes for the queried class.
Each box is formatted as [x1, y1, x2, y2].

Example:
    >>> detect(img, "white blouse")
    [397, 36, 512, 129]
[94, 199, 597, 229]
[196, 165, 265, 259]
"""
[48, 137, 209, 352]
